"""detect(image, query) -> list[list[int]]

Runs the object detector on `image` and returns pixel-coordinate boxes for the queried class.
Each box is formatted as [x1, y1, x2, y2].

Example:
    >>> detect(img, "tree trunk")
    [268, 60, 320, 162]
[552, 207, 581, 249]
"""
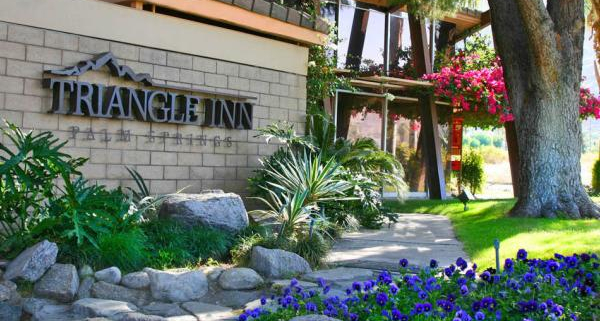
[488, 0, 599, 218]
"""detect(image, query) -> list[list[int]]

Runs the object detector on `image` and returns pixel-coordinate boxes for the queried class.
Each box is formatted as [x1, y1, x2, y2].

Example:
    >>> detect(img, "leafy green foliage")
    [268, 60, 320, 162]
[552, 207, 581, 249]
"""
[592, 158, 600, 194]
[461, 148, 486, 195]
[291, 232, 331, 267]
[307, 28, 353, 111]
[397, 0, 478, 18]
[141, 219, 234, 269]
[0, 122, 85, 254]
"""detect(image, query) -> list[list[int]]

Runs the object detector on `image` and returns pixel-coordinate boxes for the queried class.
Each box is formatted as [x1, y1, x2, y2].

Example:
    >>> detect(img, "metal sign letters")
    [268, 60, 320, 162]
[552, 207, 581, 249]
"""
[43, 52, 253, 130]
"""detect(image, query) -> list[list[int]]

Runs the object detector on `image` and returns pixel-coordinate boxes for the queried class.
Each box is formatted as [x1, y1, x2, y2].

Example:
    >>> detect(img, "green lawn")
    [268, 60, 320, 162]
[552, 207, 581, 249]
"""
[386, 198, 600, 269]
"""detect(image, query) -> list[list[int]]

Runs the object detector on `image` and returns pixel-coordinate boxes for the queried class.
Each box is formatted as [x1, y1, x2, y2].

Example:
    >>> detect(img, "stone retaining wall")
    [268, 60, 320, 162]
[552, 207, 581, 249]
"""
[0, 21, 307, 196]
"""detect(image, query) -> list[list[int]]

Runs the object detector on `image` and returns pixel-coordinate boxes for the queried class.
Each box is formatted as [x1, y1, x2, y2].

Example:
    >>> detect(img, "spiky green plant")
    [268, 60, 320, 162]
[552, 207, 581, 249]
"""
[261, 150, 353, 205]
[251, 189, 317, 238]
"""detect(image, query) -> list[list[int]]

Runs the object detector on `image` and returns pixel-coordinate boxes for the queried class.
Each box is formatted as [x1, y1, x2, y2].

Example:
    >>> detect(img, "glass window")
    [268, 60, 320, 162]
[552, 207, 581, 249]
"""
[336, 92, 384, 148]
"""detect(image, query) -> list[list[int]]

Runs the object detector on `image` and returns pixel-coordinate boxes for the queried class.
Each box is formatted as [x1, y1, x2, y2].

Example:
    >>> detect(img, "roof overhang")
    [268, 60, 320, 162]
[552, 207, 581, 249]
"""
[102, 0, 327, 46]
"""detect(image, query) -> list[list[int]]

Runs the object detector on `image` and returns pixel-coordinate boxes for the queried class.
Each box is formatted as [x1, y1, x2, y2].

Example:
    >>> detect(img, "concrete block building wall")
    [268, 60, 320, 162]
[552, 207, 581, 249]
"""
[0, 21, 308, 196]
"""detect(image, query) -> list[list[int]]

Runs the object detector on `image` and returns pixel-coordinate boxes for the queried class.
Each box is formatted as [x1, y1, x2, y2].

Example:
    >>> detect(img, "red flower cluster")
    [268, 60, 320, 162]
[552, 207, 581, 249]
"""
[423, 53, 600, 123]
[580, 87, 600, 119]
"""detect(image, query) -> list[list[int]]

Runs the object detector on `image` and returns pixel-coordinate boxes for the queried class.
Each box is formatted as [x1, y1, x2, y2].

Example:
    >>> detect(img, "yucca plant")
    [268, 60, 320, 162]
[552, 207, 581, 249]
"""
[251, 189, 317, 239]
[261, 150, 353, 205]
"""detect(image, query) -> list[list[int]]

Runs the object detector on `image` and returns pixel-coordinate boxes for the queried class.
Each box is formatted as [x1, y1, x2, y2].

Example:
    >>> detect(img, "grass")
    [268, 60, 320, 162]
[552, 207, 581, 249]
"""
[386, 198, 600, 269]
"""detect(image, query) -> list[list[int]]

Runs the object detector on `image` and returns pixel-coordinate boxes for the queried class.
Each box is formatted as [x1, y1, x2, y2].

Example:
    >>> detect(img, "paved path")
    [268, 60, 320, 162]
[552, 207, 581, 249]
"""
[325, 214, 469, 270]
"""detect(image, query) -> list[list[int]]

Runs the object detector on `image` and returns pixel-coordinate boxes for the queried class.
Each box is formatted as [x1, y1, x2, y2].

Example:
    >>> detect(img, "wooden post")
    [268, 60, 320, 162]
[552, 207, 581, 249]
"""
[504, 121, 520, 197]
[345, 8, 369, 69]
[129, 1, 143, 9]
[409, 13, 446, 199]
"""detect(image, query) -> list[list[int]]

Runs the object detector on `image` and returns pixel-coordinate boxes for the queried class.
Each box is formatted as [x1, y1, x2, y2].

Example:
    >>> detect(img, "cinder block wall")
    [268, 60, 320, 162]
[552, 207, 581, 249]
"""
[0, 22, 307, 196]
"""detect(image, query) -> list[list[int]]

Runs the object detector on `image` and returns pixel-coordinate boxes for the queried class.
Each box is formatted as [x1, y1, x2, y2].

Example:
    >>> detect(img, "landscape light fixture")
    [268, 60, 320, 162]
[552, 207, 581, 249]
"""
[457, 189, 474, 211]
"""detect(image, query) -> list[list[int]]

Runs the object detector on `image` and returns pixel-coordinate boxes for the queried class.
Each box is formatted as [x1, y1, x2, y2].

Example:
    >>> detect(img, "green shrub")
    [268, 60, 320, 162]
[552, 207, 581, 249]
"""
[592, 158, 600, 194]
[142, 219, 234, 269]
[462, 149, 486, 195]
[292, 232, 330, 268]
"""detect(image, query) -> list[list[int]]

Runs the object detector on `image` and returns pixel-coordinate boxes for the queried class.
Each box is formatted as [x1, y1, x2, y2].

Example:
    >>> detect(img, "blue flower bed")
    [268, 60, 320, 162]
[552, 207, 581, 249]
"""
[241, 250, 598, 321]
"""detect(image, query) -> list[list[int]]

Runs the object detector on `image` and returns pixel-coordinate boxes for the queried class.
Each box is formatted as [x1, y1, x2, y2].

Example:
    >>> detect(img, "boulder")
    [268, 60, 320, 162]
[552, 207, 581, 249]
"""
[163, 315, 197, 321]
[91, 281, 151, 307]
[0, 301, 22, 321]
[23, 297, 57, 315]
[34, 263, 79, 302]
[251, 246, 312, 278]
[290, 315, 342, 321]
[3, 240, 57, 281]
[112, 312, 166, 321]
[218, 268, 263, 290]
[78, 276, 95, 299]
[0, 283, 12, 301]
[180, 302, 236, 321]
[142, 302, 188, 317]
[200, 266, 225, 283]
[29, 303, 80, 321]
[158, 192, 249, 232]
[199, 290, 263, 309]
[121, 272, 150, 289]
[72, 298, 138, 318]
[144, 268, 208, 302]
[95, 267, 122, 284]
[79, 265, 94, 279]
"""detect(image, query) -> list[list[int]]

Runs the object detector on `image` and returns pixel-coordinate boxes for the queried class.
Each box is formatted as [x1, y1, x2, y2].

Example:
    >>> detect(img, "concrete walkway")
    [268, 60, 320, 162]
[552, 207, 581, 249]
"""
[325, 214, 469, 270]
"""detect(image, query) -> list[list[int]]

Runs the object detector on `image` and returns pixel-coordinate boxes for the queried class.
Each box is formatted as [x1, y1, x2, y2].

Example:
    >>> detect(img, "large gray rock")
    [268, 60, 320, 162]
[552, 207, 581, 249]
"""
[23, 297, 57, 315]
[251, 246, 312, 278]
[34, 263, 79, 302]
[112, 312, 166, 321]
[30, 303, 82, 321]
[142, 302, 189, 317]
[144, 268, 208, 303]
[158, 192, 249, 232]
[199, 290, 263, 309]
[72, 298, 138, 318]
[95, 267, 122, 284]
[122, 272, 150, 290]
[0, 283, 12, 301]
[200, 266, 225, 283]
[0, 301, 22, 321]
[180, 302, 235, 321]
[218, 268, 263, 290]
[4, 240, 57, 281]
[290, 315, 342, 321]
[78, 276, 95, 299]
[91, 281, 151, 307]
[79, 265, 94, 279]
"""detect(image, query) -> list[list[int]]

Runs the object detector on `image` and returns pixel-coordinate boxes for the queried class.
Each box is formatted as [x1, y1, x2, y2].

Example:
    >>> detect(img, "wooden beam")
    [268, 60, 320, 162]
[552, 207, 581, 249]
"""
[451, 10, 491, 44]
[357, 75, 433, 87]
[129, 1, 143, 9]
[124, 0, 326, 46]
[409, 12, 446, 200]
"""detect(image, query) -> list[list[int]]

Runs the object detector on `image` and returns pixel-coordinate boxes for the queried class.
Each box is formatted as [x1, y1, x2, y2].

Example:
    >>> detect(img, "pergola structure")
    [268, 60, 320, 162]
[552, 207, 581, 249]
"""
[328, 0, 491, 199]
